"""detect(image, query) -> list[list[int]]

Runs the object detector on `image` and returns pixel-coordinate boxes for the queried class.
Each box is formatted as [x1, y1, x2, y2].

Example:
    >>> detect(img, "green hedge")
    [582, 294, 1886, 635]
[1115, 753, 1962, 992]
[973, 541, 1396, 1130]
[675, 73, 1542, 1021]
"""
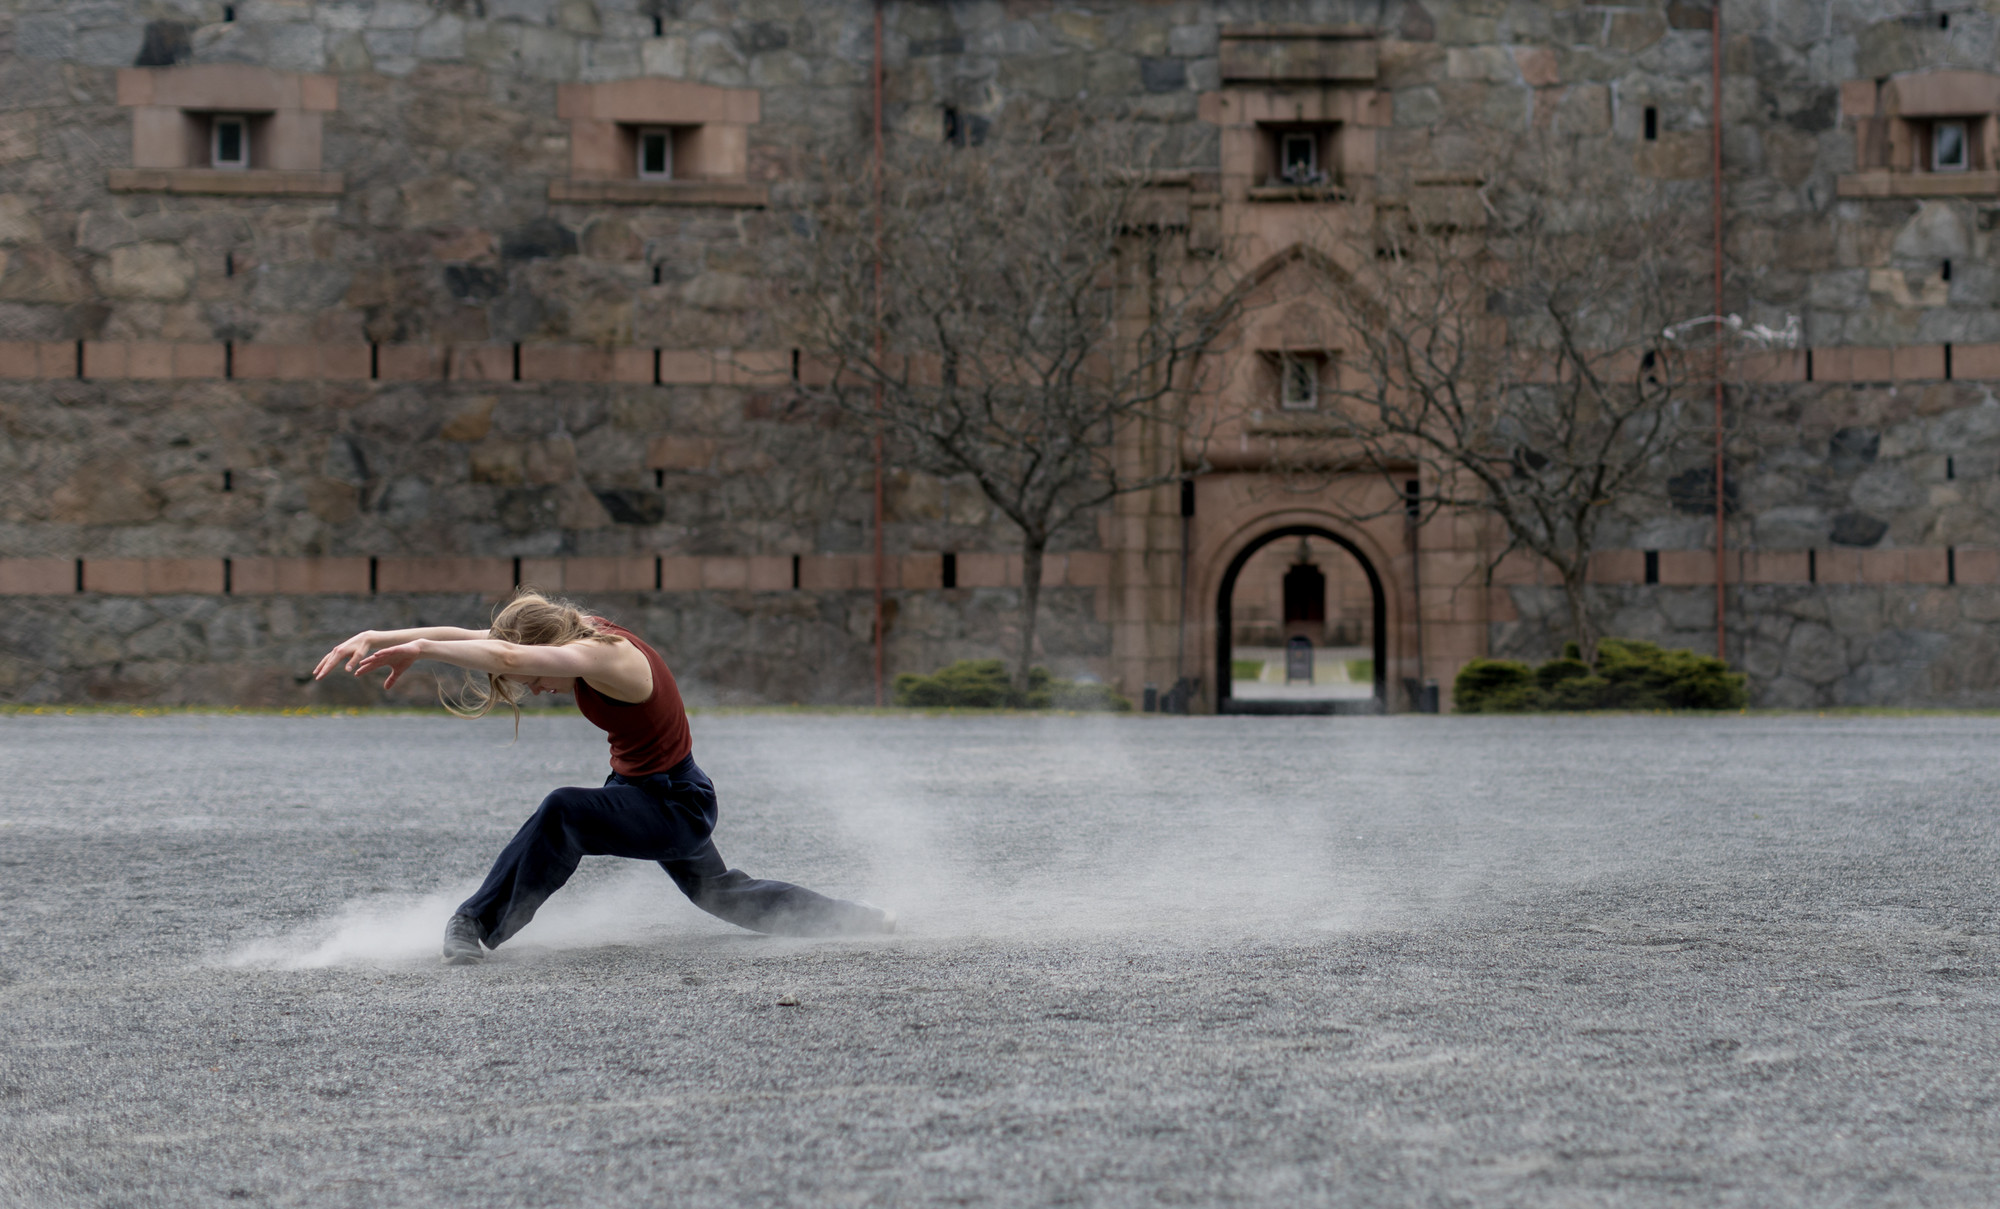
[893, 660, 1134, 711]
[1454, 639, 1747, 713]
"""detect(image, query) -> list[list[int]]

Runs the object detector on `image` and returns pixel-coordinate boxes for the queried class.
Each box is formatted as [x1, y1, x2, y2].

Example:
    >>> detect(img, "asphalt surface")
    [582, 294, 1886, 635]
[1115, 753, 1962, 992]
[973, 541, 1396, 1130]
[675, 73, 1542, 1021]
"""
[2, 710, 1998, 1207]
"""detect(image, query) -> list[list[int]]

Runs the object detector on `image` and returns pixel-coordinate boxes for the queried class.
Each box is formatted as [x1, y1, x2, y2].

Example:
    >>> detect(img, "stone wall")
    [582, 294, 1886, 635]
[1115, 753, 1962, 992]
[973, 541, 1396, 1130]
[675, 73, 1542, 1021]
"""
[5, 0, 2000, 706]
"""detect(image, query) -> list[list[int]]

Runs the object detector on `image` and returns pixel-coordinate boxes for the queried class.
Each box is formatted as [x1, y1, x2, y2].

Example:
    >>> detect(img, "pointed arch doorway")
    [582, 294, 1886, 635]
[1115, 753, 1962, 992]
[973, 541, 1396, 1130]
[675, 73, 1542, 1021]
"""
[1215, 525, 1388, 714]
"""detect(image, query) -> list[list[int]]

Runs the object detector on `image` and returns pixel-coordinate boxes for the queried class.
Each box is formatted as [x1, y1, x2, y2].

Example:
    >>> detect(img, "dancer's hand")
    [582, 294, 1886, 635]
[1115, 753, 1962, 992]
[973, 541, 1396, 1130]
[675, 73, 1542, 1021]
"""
[314, 631, 378, 680]
[352, 641, 423, 690]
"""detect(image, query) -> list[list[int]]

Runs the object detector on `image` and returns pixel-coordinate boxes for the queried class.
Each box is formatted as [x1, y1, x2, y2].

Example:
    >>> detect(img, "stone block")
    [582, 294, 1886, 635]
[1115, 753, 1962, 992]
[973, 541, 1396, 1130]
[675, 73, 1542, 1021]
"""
[1957, 547, 2000, 584]
[610, 348, 653, 383]
[701, 557, 749, 590]
[798, 555, 856, 590]
[1860, 549, 1906, 583]
[1743, 550, 1811, 584]
[959, 552, 1016, 588]
[236, 558, 369, 594]
[1952, 343, 2000, 380]
[237, 343, 373, 381]
[375, 557, 511, 593]
[1906, 548, 1950, 584]
[82, 558, 225, 595]
[1590, 549, 1644, 584]
[519, 557, 566, 588]
[0, 341, 44, 378]
[78, 556, 142, 596]
[450, 345, 514, 382]
[657, 350, 714, 384]
[1490, 551, 1549, 584]
[748, 556, 791, 591]
[1065, 551, 1112, 587]
[1818, 549, 1863, 583]
[1840, 79, 1877, 118]
[377, 345, 446, 380]
[717, 348, 789, 385]
[0, 558, 74, 595]
[1657, 550, 1714, 586]
[1894, 345, 1946, 381]
[1740, 350, 1807, 382]
[647, 437, 715, 470]
[899, 555, 940, 590]
[658, 557, 702, 591]
[563, 557, 655, 592]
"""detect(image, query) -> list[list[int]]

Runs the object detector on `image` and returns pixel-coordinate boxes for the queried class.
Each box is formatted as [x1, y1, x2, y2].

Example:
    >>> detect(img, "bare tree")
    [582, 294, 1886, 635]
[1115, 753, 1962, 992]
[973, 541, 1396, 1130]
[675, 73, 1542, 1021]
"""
[1280, 144, 1711, 663]
[776, 134, 1237, 689]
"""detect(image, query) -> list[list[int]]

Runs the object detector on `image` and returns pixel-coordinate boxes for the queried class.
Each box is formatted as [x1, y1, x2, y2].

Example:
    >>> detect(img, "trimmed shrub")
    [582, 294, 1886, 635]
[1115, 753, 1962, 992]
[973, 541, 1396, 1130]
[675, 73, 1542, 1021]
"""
[1453, 639, 1747, 712]
[893, 660, 1133, 711]
[1452, 659, 1543, 713]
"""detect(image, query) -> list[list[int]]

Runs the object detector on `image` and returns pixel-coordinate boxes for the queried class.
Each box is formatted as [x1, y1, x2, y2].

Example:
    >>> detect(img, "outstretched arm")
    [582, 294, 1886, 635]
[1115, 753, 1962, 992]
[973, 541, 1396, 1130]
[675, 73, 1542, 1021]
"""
[351, 637, 643, 693]
[313, 627, 490, 681]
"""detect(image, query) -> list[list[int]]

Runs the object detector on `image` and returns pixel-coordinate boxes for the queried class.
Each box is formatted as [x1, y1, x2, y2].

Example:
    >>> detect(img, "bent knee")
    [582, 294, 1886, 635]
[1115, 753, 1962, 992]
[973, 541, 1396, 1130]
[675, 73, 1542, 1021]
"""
[534, 786, 594, 824]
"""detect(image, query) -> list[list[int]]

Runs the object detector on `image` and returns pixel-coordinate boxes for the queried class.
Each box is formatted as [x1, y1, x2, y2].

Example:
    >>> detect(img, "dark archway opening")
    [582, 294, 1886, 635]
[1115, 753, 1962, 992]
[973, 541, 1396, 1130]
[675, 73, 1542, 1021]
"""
[1216, 525, 1388, 714]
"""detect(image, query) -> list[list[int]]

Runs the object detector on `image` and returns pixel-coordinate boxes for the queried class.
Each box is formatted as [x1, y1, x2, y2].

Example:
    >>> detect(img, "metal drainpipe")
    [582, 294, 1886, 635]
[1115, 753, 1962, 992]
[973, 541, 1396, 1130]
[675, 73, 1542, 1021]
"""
[1711, 3, 1727, 662]
[870, 0, 887, 706]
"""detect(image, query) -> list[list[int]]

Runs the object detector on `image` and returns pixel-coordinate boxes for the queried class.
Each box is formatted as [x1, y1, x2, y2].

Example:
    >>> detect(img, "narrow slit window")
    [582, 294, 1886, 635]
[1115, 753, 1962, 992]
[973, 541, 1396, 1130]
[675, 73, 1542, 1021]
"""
[1279, 354, 1319, 411]
[1933, 120, 1969, 173]
[212, 115, 248, 170]
[1279, 132, 1321, 185]
[1643, 106, 1658, 141]
[637, 128, 672, 181]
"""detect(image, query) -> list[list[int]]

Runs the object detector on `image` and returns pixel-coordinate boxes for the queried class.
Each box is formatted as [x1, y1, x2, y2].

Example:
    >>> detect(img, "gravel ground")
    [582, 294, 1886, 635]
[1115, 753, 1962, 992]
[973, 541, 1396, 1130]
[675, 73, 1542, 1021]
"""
[1, 711, 1997, 1207]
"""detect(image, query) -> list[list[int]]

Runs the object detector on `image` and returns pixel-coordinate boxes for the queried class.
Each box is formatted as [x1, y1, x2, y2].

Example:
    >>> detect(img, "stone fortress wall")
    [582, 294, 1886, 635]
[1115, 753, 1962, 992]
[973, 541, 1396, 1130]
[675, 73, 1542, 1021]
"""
[0, 0, 1998, 708]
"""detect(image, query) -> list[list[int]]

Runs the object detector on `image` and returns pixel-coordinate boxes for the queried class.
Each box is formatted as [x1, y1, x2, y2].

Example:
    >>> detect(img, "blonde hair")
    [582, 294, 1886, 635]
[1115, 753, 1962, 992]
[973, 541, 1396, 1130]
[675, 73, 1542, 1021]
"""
[444, 588, 619, 727]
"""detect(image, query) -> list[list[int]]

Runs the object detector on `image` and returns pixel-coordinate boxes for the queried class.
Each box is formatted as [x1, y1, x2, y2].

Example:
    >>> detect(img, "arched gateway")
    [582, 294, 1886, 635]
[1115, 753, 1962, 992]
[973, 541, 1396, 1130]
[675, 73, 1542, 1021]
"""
[1215, 525, 1388, 714]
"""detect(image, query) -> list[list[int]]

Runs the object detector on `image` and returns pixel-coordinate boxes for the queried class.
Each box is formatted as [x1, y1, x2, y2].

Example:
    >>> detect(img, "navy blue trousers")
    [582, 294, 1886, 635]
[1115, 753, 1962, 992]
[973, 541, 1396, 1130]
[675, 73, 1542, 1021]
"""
[457, 755, 878, 946]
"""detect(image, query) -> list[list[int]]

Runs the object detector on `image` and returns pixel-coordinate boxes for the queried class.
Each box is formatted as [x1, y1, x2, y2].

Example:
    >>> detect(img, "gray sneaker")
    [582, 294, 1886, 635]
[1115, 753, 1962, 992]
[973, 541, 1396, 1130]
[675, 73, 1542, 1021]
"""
[442, 914, 485, 965]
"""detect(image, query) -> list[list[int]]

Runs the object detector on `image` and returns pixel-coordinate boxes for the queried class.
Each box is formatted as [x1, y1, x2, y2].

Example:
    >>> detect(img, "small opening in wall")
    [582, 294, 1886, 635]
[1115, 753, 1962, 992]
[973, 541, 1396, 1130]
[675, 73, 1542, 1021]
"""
[1643, 550, 1659, 585]
[652, 14, 664, 36]
[224, 252, 234, 277]
[1946, 343, 1955, 379]
[212, 115, 248, 170]
[652, 347, 662, 386]
[511, 343, 522, 381]
[941, 552, 958, 589]
[791, 554, 801, 590]
[368, 556, 379, 594]
[791, 348, 801, 382]
[1949, 546, 1958, 585]
[1805, 348, 1814, 381]
[512, 557, 522, 587]
[75, 339, 84, 380]
[74, 558, 84, 593]
[223, 341, 233, 379]
[369, 342, 380, 380]
[222, 469, 233, 492]
[223, 558, 233, 595]
[654, 556, 663, 591]
[652, 263, 663, 285]
[223, 5, 235, 22]
[1943, 258, 1954, 281]
[1948, 455, 1956, 479]
[1808, 549, 1817, 584]
[655, 469, 665, 488]
[1941, 12, 1950, 28]
[1643, 106, 1658, 141]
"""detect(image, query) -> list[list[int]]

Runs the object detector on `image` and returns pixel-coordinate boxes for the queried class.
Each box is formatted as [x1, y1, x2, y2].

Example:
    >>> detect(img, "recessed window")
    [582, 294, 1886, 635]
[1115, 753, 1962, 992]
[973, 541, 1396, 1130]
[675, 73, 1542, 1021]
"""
[211, 114, 248, 169]
[1279, 132, 1322, 185]
[636, 128, 672, 180]
[1643, 106, 1658, 141]
[1279, 354, 1320, 410]
[1933, 119, 1969, 172]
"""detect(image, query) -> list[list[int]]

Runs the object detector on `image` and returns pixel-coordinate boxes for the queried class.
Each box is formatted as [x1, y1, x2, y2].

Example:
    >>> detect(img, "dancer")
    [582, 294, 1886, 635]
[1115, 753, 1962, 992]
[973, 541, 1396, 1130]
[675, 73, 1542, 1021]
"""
[314, 590, 893, 964]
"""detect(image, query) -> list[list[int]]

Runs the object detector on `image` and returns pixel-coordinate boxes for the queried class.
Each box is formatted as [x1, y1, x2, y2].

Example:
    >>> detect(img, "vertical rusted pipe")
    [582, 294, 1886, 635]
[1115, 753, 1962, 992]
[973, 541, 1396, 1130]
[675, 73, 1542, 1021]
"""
[871, 0, 887, 706]
[1711, 3, 1726, 662]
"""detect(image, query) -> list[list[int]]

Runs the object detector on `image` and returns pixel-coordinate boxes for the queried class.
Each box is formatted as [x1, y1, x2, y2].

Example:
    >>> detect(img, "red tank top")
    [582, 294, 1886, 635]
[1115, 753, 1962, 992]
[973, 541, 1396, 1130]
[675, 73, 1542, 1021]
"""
[571, 618, 693, 776]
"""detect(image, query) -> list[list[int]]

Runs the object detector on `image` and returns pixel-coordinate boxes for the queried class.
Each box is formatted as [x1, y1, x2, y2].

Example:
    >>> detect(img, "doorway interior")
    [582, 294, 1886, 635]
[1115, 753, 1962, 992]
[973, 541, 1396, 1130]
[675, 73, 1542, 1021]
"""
[1215, 526, 1387, 714]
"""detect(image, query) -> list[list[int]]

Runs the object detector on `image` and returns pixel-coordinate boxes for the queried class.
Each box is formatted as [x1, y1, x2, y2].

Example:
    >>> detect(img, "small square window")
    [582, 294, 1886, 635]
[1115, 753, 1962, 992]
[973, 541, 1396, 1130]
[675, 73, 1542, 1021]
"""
[211, 115, 248, 170]
[1279, 354, 1320, 410]
[1933, 120, 1969, 172]
[637, 128, 672, 180]
[1279, 132, 1322, 186]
